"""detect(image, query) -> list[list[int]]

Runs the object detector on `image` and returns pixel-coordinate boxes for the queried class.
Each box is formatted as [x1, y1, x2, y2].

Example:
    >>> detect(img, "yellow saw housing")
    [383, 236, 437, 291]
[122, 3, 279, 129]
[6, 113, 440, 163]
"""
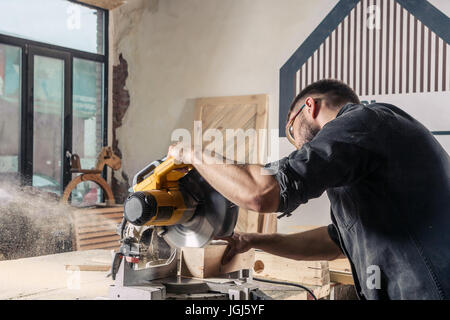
[124, 157, 196, 227]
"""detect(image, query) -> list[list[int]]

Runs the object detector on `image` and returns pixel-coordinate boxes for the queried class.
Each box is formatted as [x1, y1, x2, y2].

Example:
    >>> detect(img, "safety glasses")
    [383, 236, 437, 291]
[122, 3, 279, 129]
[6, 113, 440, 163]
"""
[285, 98, 322, 148]
[285, 103, 306, 147]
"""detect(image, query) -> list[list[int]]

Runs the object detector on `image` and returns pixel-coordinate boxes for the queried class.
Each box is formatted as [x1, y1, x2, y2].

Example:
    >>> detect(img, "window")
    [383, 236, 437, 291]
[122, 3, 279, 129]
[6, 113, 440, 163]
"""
[0, 0, 108, 199]
[0, 0, 105, 54]
[71, 58, 105, 205]
[0, 44, 21, 182]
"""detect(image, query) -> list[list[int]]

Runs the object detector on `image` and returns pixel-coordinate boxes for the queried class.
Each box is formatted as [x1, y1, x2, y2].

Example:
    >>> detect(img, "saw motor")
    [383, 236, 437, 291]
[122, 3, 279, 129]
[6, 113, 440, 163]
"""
[121, 157, 238, 249]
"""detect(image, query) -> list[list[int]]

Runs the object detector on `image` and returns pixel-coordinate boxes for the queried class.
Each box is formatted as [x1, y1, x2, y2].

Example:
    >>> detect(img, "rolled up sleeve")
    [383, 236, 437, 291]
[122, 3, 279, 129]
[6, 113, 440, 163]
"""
[271, 107, 383, 215]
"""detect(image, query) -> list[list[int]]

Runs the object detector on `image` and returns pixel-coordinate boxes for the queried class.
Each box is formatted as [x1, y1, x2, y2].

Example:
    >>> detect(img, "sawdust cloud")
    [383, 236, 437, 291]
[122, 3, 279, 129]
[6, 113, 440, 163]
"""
[0, 180, 76, 261]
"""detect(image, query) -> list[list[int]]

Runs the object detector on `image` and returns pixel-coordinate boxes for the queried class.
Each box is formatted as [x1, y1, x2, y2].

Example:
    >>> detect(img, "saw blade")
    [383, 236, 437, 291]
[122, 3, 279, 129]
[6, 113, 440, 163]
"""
[163, 170, 238, 248]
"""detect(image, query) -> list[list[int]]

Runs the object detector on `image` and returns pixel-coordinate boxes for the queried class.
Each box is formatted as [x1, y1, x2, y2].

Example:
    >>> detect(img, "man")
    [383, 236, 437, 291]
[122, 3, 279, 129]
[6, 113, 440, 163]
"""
[168, 79, 450, 300]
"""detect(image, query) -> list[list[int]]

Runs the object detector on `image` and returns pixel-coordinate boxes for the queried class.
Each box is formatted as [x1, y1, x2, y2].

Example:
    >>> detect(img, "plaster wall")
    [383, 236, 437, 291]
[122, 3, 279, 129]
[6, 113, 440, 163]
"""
[110, 0, 449, 232]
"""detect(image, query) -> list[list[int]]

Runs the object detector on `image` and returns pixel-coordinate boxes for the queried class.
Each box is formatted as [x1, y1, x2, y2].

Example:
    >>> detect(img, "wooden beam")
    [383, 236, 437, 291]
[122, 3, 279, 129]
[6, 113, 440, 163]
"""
[329, 258, 352, 273]
[330, 271, 354, 285]
[65, 264, 111, 272]
[76, 0, 125, 10]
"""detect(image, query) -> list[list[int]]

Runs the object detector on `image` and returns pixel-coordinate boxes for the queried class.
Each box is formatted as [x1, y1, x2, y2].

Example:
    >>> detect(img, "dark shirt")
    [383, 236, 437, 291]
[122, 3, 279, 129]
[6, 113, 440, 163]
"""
[273, 103, 450, 300]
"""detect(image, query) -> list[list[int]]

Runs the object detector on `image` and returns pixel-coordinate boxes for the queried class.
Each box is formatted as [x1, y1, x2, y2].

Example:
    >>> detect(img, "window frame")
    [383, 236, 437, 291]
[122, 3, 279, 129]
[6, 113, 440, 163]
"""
[0, 2, 108, 193]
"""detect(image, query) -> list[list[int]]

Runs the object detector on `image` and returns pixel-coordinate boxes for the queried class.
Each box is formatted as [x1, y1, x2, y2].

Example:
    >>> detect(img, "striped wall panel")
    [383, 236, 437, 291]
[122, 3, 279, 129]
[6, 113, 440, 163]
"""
[294, 0, 450, 97]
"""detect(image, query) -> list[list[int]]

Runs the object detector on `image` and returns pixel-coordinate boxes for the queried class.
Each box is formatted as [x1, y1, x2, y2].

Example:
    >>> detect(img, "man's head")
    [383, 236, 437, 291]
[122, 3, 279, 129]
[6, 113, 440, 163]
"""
[286, 79, 360, 149]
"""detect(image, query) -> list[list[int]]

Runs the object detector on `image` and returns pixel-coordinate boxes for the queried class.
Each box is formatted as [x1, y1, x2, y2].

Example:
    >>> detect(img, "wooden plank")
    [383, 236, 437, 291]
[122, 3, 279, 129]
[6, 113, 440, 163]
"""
[73, 207, 123, 215]
[78, 225, 120, 234]
[75, 220, 122, 229]
[78, 235, 120, 245]
[180, 244, 255, 278]
[312, 283, 331, 299]
[253, 251, 330, 286]
[74, 212, 124, 221]
[255, 250, 328, 269]
[78, 242, 119, 251]
[330, 271, 354, 285]
[72, 206, 123, 251]
[78, 230, 121, 240]
[329, 258, 352, 273]
[65, 264, 111, 272]
[74, 216, 123, 226]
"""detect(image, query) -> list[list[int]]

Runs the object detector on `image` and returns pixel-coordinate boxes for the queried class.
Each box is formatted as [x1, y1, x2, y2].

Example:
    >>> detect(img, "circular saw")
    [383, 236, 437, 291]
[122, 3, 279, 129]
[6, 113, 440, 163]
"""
[120, 157, 238, 249]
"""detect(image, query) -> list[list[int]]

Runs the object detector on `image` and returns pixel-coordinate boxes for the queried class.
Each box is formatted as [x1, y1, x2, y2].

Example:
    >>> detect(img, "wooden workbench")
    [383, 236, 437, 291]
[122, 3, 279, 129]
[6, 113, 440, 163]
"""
[0, 250, 330, 300]
[0, 250, 113, 300]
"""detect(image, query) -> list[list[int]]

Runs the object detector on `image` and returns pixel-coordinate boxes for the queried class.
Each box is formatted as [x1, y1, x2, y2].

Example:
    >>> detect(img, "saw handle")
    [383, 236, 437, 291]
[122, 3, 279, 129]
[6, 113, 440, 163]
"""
[132, 157, 166, 185]
[132, 156, 193, 186]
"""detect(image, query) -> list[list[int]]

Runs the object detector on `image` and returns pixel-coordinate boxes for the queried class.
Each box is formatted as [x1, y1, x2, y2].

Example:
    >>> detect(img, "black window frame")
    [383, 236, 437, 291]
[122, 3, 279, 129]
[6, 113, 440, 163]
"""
[0, 1, 109, 193]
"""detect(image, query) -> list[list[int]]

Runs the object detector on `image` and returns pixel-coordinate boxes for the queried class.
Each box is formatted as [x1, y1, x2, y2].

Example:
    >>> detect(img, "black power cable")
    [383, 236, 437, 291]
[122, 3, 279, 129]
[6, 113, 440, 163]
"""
[253, 277, 318, 300]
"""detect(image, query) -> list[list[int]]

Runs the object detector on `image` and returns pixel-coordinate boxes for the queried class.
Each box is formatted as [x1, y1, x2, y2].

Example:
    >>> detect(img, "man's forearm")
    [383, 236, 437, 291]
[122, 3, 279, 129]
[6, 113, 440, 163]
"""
[243, 226, 345, 261]
[192, 150, 280, 213]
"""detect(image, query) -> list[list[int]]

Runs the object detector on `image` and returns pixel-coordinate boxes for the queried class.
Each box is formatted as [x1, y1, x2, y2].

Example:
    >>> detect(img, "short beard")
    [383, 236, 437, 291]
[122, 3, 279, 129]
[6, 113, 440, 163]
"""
[295, 112, 321, 148]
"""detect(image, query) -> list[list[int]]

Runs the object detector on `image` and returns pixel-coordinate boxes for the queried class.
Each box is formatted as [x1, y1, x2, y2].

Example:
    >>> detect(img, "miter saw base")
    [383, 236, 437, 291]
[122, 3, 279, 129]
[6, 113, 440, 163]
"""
[108, 157, 256, 300]
[108, 253, 262, 300]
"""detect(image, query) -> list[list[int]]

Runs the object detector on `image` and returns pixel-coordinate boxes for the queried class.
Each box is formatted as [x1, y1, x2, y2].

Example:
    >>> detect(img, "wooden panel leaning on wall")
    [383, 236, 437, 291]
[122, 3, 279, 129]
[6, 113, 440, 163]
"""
[194, 94, 276, 235]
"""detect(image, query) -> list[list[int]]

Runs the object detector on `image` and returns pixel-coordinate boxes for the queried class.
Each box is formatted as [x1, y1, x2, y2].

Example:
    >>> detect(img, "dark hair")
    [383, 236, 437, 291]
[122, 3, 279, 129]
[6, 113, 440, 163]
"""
[288, 79, 360, 119]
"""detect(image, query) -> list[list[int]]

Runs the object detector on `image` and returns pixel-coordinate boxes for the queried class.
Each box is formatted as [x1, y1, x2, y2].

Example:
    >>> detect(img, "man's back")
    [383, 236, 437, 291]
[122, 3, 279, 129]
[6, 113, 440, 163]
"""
[275, 102, 450, 299]
[327, 103, 450, 299]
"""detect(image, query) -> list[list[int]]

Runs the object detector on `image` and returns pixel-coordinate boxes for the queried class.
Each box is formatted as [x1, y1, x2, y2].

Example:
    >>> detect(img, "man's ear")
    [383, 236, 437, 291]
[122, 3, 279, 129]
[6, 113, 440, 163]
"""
[305, 97, 320, 119]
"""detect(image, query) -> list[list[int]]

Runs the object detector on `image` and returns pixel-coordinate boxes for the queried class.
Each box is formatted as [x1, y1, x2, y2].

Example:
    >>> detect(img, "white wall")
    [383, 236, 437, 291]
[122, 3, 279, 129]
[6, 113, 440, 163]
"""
[111, 0, 449, 232]
[112, 0, 339, 172]
[111, 0, 339, 231]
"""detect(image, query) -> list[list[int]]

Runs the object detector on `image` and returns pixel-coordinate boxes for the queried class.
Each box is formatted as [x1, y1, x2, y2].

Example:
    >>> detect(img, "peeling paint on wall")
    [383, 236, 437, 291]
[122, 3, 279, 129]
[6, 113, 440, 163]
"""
[111, 53, 130, 203]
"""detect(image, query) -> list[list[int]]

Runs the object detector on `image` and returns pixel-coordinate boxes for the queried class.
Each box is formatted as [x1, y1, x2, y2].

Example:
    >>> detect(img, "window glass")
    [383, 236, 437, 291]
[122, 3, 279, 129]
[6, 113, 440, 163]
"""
[32, 55, 65, 195]
[72, 58, 104, 205]
[0, 44, 21, 180]
[0, 0, 104, 54]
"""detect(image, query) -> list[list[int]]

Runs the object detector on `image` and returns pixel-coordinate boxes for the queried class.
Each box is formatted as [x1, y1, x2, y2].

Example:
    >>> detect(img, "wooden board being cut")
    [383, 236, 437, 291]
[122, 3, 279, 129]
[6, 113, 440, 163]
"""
[253, 251, 330, 286]
[180, 244, 255, 278]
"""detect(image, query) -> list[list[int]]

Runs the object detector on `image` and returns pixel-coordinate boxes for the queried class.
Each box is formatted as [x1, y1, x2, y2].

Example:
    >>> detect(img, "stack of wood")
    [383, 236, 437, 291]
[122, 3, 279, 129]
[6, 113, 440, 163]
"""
[71, 205, 123, 251]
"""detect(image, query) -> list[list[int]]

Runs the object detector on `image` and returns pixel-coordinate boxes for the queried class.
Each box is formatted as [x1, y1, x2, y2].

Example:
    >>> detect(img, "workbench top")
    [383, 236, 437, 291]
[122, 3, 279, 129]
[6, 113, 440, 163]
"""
[0, 250, 114, 300]
[0, 250, 330, 300]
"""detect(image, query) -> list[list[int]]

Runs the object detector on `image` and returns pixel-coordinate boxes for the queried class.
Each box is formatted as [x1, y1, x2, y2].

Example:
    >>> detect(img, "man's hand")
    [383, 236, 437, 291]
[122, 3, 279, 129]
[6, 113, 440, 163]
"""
[219, 227, 345, 264]
[168, 142, 193, 164]
[217, 232, 253, 265]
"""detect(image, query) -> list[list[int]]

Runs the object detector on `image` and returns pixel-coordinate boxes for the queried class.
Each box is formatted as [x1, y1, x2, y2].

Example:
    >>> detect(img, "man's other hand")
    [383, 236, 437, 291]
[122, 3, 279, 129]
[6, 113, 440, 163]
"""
[216, 232, 253, 265]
